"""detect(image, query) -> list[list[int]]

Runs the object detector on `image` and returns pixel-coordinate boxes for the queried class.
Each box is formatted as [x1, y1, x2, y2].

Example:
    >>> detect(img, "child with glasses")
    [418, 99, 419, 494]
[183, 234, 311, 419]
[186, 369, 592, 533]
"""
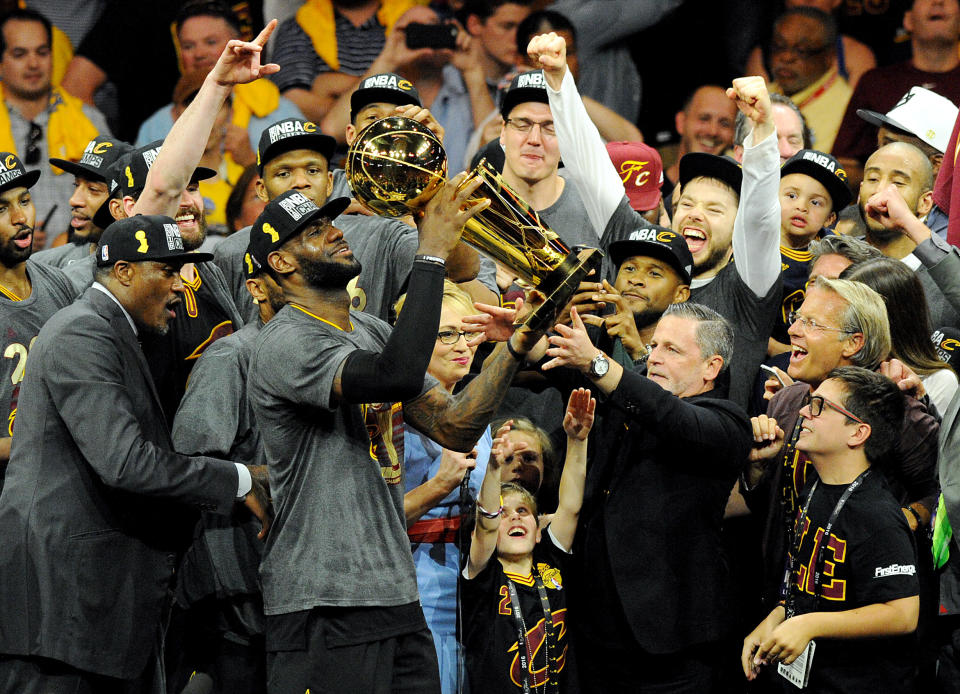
[743, 366, 919, 692]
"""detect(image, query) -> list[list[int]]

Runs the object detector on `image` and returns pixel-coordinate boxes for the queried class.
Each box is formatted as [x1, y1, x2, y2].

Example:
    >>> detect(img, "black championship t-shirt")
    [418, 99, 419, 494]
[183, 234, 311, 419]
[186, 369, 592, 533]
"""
[143, 266, 236, 422]
[463, 531, 577, 693]
[784, 472, 919, 693]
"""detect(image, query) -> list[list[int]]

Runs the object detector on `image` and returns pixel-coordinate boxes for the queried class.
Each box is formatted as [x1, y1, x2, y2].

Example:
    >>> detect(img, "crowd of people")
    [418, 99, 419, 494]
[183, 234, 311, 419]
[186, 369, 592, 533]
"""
[0, 0, 957, 693]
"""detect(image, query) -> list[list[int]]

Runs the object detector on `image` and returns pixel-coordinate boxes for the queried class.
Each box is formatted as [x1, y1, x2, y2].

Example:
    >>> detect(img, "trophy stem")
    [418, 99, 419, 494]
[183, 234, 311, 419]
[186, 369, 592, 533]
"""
[516, 247, 603, 332]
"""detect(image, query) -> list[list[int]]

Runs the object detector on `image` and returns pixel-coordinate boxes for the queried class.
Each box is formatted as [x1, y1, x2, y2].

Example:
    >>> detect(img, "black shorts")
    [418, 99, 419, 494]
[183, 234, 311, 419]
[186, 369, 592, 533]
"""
[265, 603, 440, 694]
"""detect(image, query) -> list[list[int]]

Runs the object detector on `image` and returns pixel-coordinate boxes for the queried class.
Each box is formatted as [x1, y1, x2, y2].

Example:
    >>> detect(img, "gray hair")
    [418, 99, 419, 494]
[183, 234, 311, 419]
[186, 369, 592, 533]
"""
[813, 276, 891, 370]
[809, 234, 883, 267]
[734, 93, 813, 149]
[663, 302, 734, 373]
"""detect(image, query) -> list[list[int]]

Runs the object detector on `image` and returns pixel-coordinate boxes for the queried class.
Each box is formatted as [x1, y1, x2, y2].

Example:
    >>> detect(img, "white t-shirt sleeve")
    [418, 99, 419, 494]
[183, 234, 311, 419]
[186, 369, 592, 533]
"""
[546, 69, 627, 238]
[731, 127, 782, 298]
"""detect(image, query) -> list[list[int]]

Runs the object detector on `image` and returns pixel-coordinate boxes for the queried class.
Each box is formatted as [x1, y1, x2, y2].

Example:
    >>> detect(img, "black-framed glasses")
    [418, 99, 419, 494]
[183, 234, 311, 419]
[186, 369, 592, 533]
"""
[24, 122, 42, 166]
[437, 329, 481, 345]
[504, 117, 556, 137]
[802, 392, 866, 425]
[788, 310, 852, 334]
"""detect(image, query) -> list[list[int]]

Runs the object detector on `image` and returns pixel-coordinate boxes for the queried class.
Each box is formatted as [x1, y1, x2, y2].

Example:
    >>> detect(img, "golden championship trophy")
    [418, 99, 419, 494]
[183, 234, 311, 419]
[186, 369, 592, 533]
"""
[345, 116, 602, 330]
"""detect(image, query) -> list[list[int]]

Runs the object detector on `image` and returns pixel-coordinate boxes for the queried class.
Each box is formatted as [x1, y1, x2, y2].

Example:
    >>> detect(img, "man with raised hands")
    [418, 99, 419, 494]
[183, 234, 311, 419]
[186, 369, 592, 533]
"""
[528, 32, 783, 408]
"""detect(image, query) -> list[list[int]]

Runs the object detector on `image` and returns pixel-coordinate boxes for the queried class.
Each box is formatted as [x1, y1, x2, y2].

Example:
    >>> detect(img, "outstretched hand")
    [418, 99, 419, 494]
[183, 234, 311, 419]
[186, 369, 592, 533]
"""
[211, 20, 281, 87]
[489, 420, 527, 471]
[563, 387, 596, 440]
[462, 298, 521, 342]
[543, 307, 598, 373]
[417, 171, 490, 259]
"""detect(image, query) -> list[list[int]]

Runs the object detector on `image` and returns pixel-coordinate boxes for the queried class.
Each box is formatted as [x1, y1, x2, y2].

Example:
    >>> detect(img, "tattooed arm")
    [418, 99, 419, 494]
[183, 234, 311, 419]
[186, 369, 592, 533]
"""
[404, 333, 535, 452]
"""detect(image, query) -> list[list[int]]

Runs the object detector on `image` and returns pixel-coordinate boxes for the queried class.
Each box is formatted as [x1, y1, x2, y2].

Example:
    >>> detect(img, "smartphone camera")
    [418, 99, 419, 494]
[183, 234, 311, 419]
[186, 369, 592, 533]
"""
[405, 22, 458, 50]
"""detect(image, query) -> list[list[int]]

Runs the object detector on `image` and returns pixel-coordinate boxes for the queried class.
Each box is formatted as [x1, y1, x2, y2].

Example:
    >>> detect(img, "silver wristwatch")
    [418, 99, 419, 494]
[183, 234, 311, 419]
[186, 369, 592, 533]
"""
[588, 352, 609, 378]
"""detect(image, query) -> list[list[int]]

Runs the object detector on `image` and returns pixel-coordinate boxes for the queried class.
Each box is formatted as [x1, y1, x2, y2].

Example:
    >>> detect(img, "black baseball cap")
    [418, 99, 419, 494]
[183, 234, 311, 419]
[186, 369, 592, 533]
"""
[49, 136, 133, 182]
[0, 152, 40, 194]
[932, 327, 960, 366]
[257, 118, 337, 174]
[96, 214, 214, 267]
[780, 149, 851, 211]
[500, 69, 549, 118]
[245, 191, 350, 276]
[678, 153, 743, 195]
[121, 141, 217, 197]
[608, 224, 694, 284]
[349, 72, 421, 122]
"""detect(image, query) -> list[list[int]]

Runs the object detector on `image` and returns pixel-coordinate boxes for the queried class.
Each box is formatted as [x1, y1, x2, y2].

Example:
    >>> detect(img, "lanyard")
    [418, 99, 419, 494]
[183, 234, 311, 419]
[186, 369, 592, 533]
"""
[784, 469, 870, 617]
[506, 568, 558, 694]
[778, 415, 807, 538]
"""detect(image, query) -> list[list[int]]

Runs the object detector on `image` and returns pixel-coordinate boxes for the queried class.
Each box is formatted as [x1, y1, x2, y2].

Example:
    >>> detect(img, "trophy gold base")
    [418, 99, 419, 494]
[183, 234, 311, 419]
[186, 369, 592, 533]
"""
[517, 247, 604, 331]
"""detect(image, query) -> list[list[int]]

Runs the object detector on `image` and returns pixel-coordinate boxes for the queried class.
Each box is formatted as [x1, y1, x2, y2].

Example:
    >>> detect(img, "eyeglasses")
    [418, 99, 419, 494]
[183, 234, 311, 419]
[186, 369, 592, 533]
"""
[504, 118, 556, 137]
[437, 329, 481, 345]
[769, 41, 830, 59]
[802, 392, 866, 425]
[24, 122, 42, 166]
[788, 311, 852, 334]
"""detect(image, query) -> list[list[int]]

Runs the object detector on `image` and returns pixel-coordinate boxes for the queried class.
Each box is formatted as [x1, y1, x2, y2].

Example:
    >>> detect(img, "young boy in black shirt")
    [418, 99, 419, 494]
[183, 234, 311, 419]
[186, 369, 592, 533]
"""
[463, 388, 595, 693]
[743, 366, 920, 692]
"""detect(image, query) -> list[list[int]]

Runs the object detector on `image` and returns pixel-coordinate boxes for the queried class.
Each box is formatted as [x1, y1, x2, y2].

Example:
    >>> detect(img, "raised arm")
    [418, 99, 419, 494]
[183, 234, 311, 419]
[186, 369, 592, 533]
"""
[134, 21, 280, 217]
[465, 422, 520, 578]
[531, 32, 626, 238]
[727, 76, 781, 298]
[549, 388, 595, 549]
[334, 174, 490, 404]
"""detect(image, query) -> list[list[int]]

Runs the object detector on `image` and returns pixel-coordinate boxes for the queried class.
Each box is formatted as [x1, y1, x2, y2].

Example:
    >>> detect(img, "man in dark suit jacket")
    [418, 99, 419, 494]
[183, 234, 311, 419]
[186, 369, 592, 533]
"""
[0, 215, 269, 693]
[543, 301, 751, 693]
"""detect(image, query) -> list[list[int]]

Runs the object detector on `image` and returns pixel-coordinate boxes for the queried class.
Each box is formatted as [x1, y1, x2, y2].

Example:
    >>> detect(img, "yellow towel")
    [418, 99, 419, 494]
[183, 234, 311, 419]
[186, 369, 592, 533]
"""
[296, 0, 424, 72]
[0, 85, 100, 174]
[232, 80, 280, 130]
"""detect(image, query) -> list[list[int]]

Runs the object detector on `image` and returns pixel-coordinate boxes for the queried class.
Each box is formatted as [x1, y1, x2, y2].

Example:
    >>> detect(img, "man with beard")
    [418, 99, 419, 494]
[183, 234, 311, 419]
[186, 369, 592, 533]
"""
[165, 217, 296, 694]
[0, 214, 271, 692]
[32, 135, 131, 268]
[530, 32, 783, 407]
[858, 140, 960, 332]
[0, 151, 74, 485]
[246, 179, 552, 693]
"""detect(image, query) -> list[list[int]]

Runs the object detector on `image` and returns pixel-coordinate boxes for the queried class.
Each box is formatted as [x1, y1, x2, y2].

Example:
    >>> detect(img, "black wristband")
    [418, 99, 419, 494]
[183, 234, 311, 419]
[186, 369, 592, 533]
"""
[505, 337, 525, 361]
[414, 254, 446, 267]
[906, 505, 923, 526]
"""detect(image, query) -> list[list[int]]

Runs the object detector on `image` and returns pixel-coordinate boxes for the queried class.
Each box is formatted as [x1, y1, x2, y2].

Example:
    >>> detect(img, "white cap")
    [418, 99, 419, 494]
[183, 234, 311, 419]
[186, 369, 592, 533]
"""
[857, 86, 959, 153]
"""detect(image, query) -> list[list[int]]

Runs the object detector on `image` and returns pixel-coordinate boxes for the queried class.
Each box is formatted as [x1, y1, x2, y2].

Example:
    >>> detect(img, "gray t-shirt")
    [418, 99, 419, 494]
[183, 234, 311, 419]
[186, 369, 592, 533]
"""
[31, 242, 93, 269]
[0, 260, 76, 439]
[691, 263, 781, 408]
[172, 320, 264, 466]
[248, 306, 437, 614]
[540, 183, 638, 281]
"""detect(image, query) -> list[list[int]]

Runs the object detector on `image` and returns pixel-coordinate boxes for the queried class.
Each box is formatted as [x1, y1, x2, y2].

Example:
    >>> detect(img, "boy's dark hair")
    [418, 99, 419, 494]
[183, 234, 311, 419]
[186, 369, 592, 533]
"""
[515, 9, 575, 57]
[176, 0, 242, 36]
[0, 8, 52, 55]
[827, 366, 905, 464]
[458, 0, 533, 26]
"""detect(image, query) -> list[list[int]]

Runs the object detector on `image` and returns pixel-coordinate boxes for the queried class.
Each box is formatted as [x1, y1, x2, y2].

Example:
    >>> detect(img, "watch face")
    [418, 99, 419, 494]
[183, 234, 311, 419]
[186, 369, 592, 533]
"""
[592, 354, 609, 377]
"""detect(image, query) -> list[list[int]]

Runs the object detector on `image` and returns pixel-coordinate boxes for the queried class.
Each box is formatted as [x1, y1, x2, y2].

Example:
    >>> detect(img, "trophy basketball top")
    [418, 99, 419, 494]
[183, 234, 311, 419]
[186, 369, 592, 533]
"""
[345, 116, 447, 218]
